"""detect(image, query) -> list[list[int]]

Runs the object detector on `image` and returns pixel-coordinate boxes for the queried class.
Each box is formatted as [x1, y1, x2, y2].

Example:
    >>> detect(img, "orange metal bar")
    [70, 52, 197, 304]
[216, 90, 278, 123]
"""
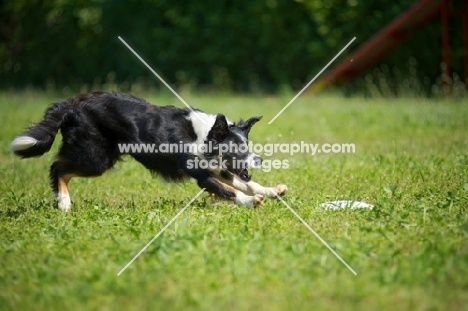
[313, 0, 450, 92]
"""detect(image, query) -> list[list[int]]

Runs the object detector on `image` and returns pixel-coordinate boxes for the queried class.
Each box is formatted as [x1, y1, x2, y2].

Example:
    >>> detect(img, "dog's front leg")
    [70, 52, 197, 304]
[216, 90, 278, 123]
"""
[222, 174, 288, 198]
[246, 180, 288, 198]
[192, 172, 264, 207]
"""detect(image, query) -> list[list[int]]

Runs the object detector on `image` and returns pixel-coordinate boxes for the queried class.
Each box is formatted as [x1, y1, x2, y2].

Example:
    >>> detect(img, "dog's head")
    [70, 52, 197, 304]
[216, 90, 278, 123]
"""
[204, 114, 262, 182]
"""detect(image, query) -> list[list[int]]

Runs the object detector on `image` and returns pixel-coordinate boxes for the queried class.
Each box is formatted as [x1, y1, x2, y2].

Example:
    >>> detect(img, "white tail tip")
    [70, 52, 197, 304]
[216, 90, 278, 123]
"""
[10, 136, 38, 151]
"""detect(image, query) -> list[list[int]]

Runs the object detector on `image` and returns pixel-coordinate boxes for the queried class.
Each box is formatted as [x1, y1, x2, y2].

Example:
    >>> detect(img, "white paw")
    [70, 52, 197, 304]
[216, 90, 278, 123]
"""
[251, 194, 264, 208]
[263, 184, 288, 198]
[276, 184, 288, 196]
[57, 193, 71, 212]
[236, 193, 264, 208]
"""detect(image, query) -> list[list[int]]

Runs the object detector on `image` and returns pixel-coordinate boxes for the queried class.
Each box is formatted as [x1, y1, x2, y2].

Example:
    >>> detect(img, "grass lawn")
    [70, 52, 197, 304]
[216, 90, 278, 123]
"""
[1, 92, 467, 310]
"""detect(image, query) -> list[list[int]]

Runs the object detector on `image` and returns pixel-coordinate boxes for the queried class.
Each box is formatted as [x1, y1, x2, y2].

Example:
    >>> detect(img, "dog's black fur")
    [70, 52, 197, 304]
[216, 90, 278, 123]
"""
[11, 92, 287, 210]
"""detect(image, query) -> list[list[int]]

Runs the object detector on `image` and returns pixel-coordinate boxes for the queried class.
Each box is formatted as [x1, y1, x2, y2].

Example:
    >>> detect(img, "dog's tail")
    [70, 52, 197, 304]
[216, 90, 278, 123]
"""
[10, 102, 70, 158]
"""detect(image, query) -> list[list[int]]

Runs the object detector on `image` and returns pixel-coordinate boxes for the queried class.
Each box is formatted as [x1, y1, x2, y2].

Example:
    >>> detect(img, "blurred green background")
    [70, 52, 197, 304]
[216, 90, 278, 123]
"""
[0, 0, 465, 95]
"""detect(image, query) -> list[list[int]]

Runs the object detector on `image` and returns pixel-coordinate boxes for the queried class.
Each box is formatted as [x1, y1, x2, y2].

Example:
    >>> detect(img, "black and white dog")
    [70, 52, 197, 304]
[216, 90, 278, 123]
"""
[10, 92, 287, 211]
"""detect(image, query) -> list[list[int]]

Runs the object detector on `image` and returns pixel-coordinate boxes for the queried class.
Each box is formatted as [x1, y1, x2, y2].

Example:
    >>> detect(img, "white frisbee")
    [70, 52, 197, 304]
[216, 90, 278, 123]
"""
[320, 200, 374, 210]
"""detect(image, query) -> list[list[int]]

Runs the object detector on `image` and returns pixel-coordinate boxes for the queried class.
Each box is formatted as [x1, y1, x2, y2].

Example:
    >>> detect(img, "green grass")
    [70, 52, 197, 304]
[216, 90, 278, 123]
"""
[1, 92, 468, 310]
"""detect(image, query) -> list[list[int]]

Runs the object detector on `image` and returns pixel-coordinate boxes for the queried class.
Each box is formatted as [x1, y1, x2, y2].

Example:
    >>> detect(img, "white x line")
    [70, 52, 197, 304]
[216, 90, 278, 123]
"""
[118, 36, 206, 124]
[117, 188, 206, 276]
[268, 37, 356, 124]
[116, 35, 358, 276]
[275, 194, 357, 275]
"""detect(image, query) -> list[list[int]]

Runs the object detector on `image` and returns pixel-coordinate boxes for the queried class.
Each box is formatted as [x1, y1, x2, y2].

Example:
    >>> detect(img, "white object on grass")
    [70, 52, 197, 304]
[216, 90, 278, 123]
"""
[321, 200, 374, 210]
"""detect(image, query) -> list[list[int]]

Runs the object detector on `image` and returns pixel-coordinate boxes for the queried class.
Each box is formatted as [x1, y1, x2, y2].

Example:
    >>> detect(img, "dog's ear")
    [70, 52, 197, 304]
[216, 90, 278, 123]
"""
[207, 114, 229, 142]
[239, 116, 262, 135]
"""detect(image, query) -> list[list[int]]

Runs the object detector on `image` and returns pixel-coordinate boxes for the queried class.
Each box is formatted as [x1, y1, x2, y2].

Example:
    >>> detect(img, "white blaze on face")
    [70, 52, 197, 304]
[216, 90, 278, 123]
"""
[234, 131, 248, 144]
[246, 153, 262, 169]
[232, 130, 261, 168]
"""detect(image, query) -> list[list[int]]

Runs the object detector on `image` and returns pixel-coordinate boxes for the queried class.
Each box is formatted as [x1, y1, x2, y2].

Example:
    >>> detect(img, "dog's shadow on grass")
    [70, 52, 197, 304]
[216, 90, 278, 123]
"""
[2, 195, 53, 218]
[2, 206, 28, 218]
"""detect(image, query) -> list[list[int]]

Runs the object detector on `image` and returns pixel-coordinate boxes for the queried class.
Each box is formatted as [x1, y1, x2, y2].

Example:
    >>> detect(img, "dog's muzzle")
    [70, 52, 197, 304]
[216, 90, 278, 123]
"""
[233, 155, 262, 182]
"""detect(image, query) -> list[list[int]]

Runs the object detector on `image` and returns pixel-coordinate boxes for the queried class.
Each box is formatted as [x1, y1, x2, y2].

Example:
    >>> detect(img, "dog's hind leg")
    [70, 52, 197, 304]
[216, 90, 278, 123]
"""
[50, 161, 76, 211]
[50, 150, 118, 211]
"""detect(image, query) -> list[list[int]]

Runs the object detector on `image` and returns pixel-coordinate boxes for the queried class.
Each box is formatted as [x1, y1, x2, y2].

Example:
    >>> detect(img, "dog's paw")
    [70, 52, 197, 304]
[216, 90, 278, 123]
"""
[252, 194, 264, 207]
[235, 193, 264, 208]
[57, 193, 71, 212]
[276, 184, 288, 197]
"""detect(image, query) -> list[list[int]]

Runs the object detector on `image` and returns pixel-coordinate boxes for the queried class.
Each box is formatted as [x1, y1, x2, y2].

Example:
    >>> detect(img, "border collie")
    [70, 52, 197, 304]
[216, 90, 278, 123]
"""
[10, 92, 287, 211]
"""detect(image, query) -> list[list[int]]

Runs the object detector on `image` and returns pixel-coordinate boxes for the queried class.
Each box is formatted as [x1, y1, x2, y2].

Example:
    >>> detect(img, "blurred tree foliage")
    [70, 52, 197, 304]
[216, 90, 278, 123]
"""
[0, 0, 464, 94]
